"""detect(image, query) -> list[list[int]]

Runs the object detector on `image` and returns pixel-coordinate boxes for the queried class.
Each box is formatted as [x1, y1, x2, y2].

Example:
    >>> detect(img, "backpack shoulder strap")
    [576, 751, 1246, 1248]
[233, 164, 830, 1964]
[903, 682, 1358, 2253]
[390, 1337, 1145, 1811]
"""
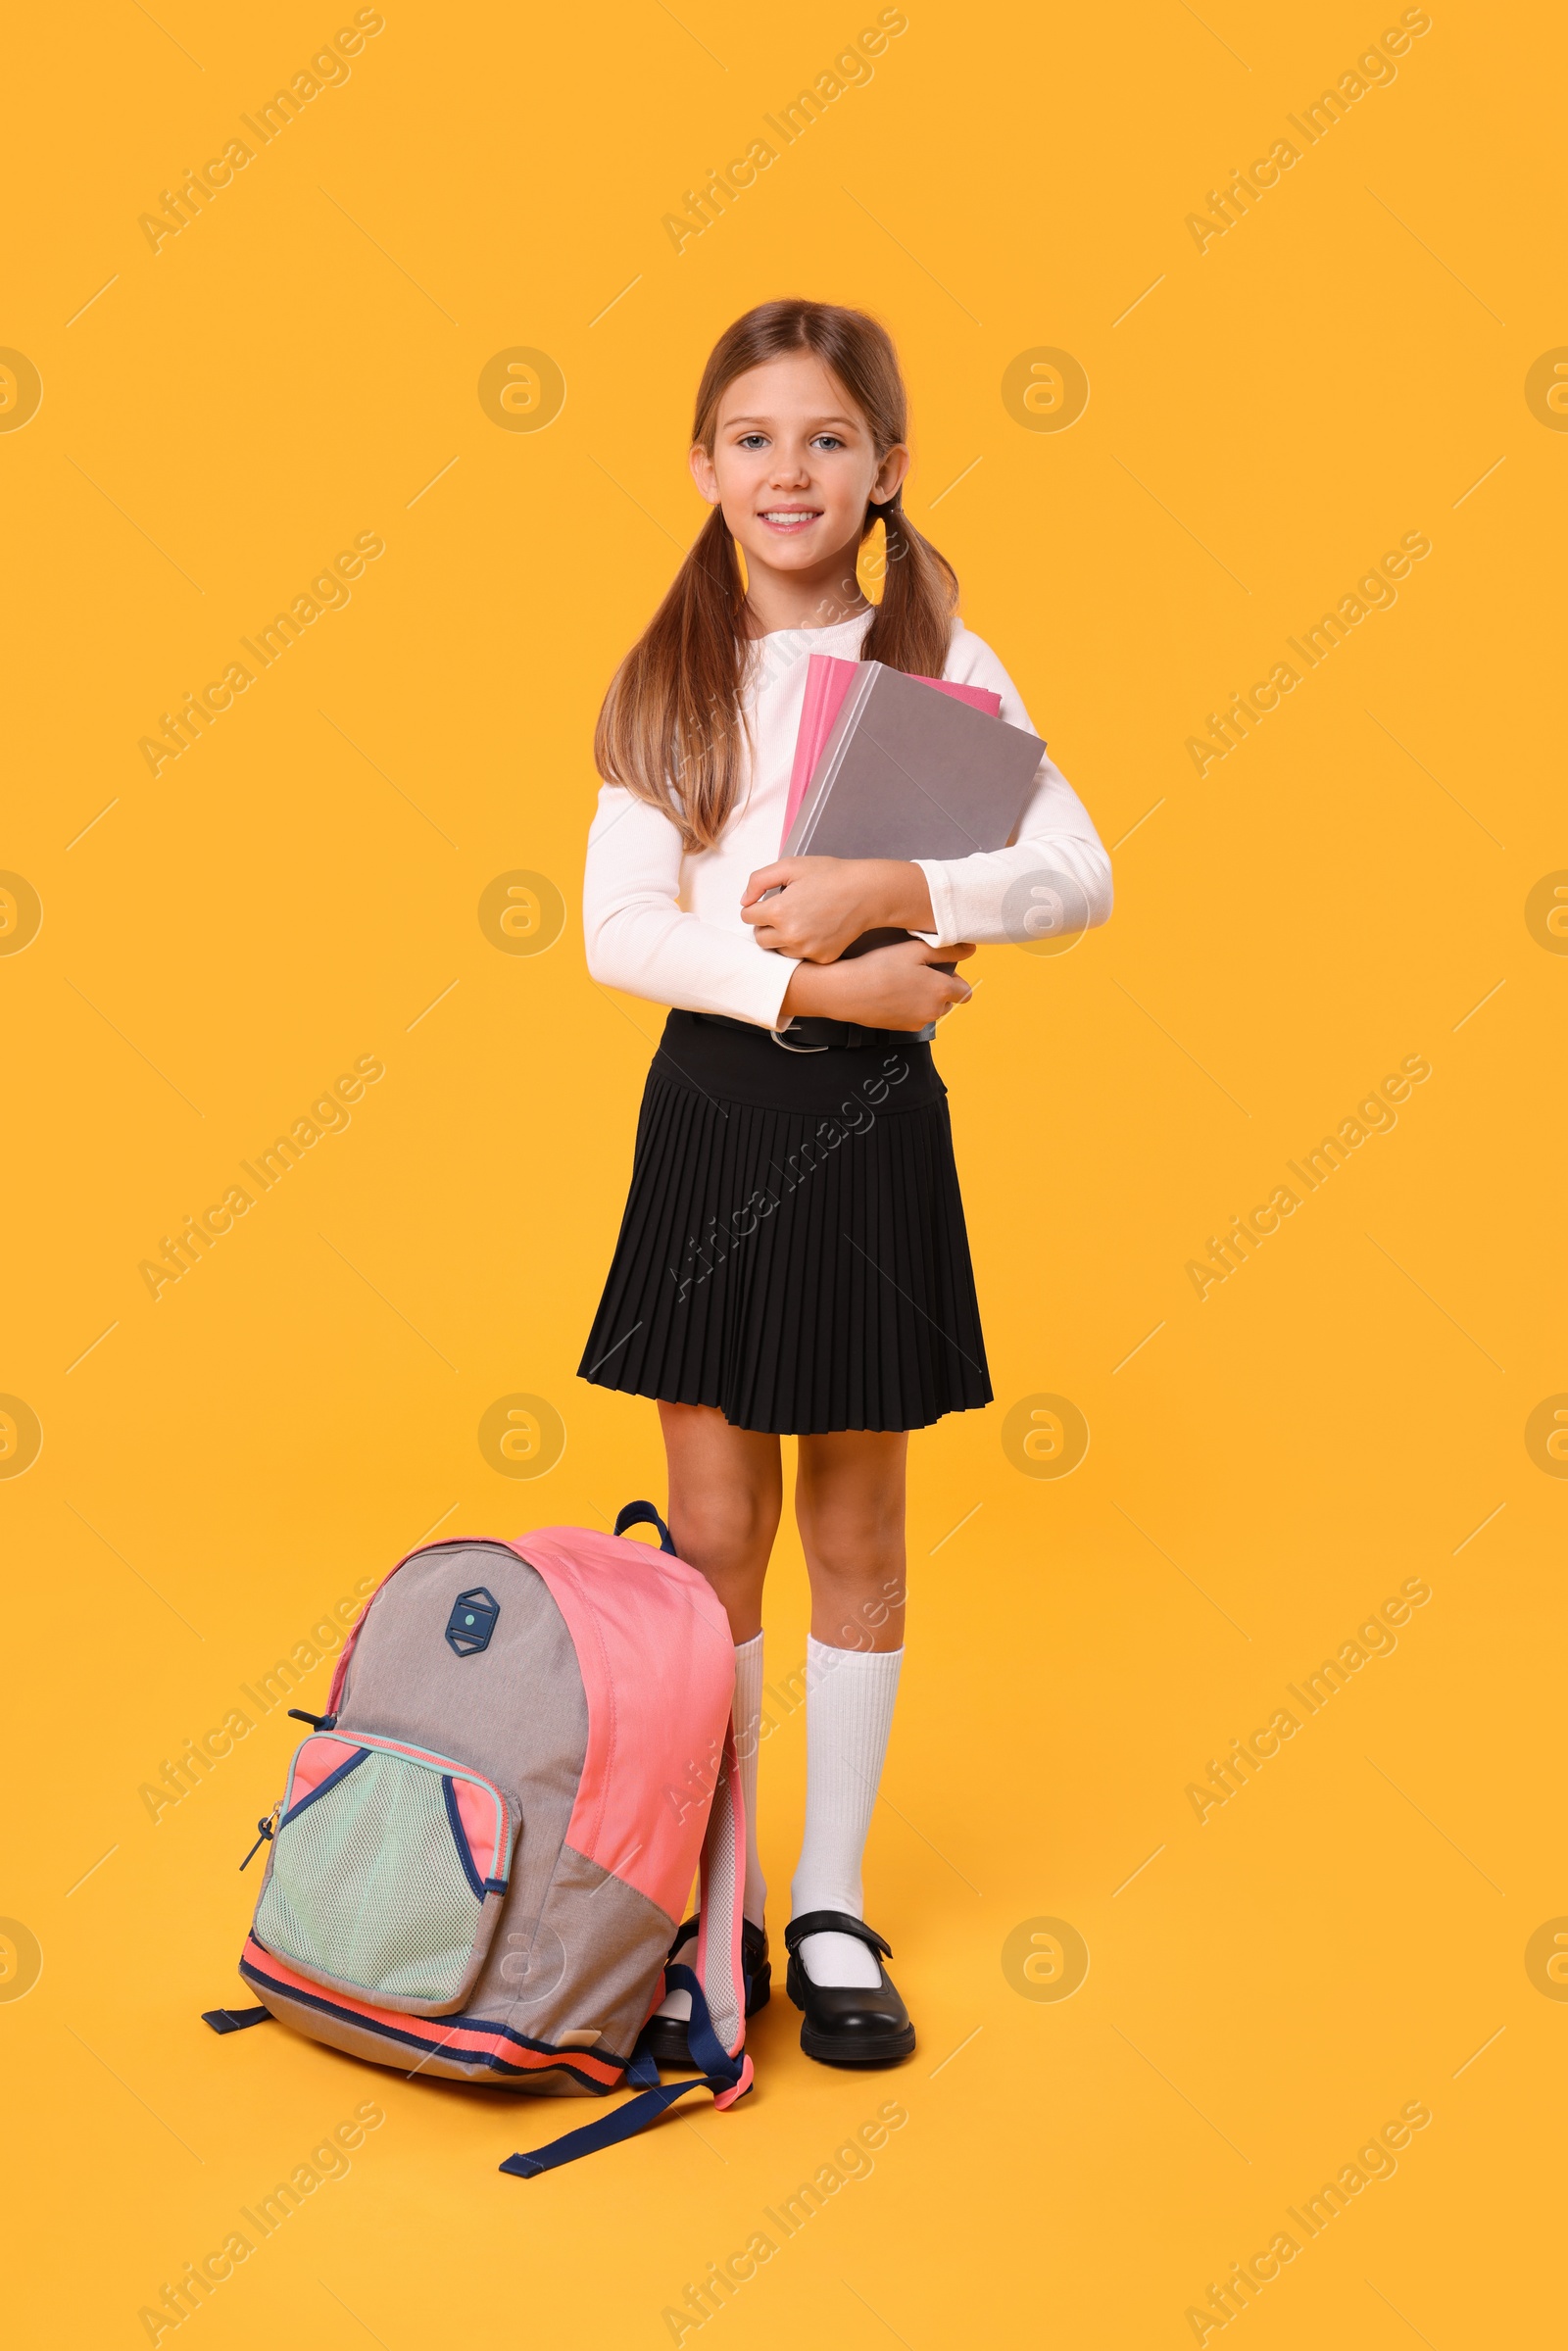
[692, 1711, 747, 2060]
[500, 1715, 753, 2177]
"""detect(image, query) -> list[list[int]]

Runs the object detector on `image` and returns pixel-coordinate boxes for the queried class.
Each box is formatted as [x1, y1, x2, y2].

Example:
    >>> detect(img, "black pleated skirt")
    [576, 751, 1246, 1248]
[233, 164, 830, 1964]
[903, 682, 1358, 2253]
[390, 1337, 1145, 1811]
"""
[577, 1011, 992, 1435]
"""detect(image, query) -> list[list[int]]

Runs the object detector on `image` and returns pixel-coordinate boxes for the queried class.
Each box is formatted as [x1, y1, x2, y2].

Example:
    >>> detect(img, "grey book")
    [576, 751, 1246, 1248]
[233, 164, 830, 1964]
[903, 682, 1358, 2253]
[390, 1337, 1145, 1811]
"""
[781, 661, 1046, 958]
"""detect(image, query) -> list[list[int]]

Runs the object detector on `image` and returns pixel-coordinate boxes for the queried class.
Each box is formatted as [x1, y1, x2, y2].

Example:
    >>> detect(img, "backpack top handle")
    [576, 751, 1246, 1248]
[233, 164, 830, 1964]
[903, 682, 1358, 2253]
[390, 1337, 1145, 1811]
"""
[612, 1499, 677, 1555]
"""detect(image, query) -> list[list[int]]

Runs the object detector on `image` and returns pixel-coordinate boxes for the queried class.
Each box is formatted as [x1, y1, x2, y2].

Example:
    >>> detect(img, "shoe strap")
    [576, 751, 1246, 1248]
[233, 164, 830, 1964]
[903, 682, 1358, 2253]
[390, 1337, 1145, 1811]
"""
[784, 1910, 892, 1961]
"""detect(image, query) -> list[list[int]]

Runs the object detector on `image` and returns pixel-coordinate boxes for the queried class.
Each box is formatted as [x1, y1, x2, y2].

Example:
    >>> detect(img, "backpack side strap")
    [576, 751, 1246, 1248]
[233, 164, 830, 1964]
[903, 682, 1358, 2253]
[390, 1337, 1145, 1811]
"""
[202, 2004, 274, 2034]
[499, 1971, 751, 2178]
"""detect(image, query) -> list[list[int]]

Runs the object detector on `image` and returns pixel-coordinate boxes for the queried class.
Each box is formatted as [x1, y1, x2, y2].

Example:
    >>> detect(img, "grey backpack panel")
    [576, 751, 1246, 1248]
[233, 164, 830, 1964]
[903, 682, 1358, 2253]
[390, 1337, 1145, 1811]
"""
[335, 1543, 589, 1840]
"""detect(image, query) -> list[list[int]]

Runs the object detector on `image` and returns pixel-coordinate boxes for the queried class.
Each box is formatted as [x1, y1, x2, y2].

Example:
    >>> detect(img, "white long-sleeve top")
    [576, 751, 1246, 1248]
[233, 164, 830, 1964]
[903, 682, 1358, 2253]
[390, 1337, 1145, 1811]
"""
[582, 608, 1113, 1030]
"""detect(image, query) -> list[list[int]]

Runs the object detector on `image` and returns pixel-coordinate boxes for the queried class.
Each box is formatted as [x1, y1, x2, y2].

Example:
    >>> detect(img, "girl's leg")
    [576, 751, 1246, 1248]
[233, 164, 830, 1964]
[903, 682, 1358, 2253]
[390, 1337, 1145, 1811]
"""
[790, 1430, 908, 1988]
[660, 1401, 780, 1949]
[659, 1399, 781, 1643]
[794, 1428, 907, 1652]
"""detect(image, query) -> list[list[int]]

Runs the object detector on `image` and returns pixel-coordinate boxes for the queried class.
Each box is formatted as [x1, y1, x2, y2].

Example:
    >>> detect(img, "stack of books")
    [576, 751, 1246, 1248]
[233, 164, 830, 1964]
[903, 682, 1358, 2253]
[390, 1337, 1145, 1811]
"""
[780, 656, 1046, 955]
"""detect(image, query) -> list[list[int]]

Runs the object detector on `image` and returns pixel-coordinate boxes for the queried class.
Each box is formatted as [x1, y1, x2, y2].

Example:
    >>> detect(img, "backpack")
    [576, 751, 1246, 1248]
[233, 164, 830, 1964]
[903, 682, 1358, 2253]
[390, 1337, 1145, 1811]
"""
[204, 1502, 753, 2176]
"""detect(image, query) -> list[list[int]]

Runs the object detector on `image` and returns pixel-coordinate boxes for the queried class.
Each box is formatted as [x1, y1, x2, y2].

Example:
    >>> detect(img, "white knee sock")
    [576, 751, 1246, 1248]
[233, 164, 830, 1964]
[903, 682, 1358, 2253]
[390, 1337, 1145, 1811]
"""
[655, 1632, 766, 2023]
[791, 1638, 904, 1989]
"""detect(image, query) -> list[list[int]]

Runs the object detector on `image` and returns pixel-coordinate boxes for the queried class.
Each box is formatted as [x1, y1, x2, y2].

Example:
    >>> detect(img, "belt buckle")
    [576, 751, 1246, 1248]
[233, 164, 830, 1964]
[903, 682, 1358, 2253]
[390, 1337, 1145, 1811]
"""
[769, 1021, 830, 1053]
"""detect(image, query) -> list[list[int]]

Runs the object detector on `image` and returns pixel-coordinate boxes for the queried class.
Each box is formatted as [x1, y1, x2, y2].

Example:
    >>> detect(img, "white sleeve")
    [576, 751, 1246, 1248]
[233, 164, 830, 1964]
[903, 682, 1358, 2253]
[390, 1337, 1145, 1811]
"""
[582, 784, 799, 1029]
[911, 629, 1113, 951]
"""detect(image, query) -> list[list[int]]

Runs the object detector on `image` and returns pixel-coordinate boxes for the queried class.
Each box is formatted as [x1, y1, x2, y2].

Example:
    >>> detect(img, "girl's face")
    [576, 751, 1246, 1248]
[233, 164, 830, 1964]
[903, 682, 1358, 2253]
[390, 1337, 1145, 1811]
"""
[691, 351, 907, 594]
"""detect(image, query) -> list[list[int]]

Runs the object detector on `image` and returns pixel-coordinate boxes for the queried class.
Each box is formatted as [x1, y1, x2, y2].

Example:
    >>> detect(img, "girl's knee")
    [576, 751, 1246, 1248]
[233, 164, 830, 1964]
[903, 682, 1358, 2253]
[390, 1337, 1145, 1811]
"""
[671, 1483, 779, 1572]
[797, 1490, 903, 1575]
[808, 1560, 906, 1651]
[802, 1519, 906, 1618]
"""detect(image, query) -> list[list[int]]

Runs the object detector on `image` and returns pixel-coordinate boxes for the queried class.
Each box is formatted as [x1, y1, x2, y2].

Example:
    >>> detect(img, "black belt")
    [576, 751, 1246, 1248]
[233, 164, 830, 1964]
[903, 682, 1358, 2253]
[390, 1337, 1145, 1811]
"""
[691, 1011, 930, 1053]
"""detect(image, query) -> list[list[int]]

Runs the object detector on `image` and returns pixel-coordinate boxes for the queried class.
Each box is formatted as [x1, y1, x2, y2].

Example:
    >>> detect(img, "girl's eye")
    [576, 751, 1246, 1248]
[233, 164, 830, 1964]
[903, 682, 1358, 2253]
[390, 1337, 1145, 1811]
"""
[737, 433, 768, 449]
[812, 434, 845, 450]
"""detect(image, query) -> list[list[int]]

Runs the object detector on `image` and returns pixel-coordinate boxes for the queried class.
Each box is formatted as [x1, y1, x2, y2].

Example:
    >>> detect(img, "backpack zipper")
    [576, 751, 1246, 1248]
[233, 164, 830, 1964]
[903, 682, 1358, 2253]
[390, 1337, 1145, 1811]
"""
[239, 1803, 281, 1871]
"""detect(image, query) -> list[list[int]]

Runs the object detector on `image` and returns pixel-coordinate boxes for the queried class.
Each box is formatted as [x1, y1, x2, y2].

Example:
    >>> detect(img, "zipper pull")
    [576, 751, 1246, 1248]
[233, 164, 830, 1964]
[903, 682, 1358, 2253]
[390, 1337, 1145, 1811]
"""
[239, 1803, 281, 1872]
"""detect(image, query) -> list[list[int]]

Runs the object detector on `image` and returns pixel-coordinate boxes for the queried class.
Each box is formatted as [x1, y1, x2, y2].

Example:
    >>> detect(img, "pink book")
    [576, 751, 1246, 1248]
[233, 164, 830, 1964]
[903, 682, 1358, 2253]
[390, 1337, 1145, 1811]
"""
[781, 655, 1002, 850]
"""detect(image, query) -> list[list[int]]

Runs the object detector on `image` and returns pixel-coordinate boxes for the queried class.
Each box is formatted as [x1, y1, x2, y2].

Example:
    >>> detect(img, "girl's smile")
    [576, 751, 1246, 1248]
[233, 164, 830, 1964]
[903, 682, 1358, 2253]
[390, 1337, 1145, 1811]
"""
[688, 349, 908, 632]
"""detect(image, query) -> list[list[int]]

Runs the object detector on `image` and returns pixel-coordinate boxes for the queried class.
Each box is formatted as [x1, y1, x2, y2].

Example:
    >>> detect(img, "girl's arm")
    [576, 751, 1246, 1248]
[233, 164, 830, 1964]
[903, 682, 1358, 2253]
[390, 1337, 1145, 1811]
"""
[905, 625, 1111, 948]
[910, 744, 1111, 951]
[583, 783, 800, 1028]
[586, 785, 973, 1034]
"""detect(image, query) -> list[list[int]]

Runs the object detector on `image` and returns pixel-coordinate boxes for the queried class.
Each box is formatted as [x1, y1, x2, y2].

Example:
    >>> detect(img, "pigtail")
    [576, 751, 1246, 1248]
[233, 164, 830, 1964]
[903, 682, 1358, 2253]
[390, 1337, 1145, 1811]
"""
[860, 495, 958, 682]
[594, 503, 750, 854]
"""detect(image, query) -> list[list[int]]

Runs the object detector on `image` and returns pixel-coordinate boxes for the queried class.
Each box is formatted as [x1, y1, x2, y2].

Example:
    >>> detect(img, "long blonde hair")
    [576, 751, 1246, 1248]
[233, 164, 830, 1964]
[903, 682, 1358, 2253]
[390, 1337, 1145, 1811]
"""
[594, 299, 959, 852]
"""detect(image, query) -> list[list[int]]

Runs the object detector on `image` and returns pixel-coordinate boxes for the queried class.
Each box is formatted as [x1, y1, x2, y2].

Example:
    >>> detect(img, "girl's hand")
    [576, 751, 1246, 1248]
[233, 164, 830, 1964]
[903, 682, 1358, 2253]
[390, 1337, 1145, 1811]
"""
[780, 939, 976, 1032]
[741, 857, 936, 962]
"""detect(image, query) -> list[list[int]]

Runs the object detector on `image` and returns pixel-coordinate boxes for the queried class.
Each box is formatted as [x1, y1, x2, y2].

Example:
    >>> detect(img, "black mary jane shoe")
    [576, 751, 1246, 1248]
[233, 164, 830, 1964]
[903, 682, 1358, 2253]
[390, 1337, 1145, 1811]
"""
[784, 1911, 916, 2068]
[640, 1915, 771, 2071]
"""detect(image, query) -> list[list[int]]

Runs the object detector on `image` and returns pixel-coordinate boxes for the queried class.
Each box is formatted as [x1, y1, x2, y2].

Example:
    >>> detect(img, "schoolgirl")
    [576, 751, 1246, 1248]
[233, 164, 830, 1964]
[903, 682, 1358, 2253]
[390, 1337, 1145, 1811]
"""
[578, 299, 1111, 2066]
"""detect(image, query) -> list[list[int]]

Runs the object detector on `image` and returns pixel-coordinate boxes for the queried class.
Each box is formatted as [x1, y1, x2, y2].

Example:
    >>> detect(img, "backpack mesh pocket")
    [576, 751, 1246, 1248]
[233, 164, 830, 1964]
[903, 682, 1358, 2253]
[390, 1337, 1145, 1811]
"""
[255, 1733, 512, 2013]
